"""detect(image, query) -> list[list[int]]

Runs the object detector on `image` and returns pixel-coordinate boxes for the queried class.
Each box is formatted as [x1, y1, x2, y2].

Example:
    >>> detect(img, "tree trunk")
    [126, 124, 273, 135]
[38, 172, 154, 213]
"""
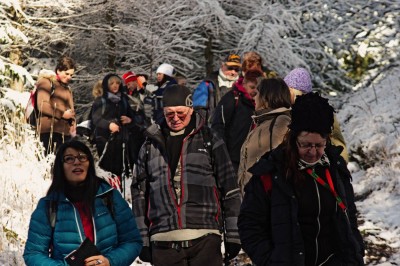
[204, 34, 214, 77]
[105, 4, 116, 71]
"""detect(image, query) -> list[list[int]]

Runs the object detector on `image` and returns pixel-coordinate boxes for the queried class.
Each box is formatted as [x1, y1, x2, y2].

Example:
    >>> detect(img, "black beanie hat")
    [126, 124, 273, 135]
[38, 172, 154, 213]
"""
[289, 92, 335, 135]
[162, 84, 193, 107]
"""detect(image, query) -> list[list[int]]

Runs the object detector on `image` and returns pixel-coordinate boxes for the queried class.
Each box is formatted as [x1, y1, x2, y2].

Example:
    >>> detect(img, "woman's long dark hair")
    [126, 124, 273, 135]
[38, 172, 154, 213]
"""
[47, 140, 100, 209]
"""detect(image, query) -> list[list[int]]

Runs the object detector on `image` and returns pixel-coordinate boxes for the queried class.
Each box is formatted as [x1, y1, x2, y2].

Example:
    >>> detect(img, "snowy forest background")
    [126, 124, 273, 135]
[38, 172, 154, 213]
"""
[1, 0, 400, 265]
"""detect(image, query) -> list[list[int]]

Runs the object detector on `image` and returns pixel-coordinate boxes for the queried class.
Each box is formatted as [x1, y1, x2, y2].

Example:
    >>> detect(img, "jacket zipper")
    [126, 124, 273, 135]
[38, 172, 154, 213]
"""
[167, 135, 191, 229]
[314, 179, 321, 266]
[70, 201, 84, 242]
[213, 187, 221, 224]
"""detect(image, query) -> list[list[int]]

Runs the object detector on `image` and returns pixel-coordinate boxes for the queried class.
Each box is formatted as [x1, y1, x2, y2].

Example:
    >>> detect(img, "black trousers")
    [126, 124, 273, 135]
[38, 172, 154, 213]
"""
[151, 234, 222, 266]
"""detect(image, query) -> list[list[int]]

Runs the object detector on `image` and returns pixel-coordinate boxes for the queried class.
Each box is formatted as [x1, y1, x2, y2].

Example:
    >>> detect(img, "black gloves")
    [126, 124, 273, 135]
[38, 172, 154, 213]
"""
[139, 246, 152, 263]
[224, 242, 241, 261]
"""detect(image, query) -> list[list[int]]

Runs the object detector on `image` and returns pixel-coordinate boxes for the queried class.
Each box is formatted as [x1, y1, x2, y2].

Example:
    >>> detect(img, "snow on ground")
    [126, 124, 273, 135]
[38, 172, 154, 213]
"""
[0, 67, 400, 265]
[335, 66, 400, 264]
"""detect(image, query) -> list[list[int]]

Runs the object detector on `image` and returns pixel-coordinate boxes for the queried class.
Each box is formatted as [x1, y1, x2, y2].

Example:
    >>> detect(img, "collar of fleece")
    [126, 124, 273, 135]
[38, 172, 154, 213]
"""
[234, 77, 255, 106]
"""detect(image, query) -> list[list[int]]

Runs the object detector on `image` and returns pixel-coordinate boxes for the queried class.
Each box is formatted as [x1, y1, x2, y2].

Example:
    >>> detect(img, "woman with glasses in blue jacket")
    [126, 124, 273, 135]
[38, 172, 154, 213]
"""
[24, 140, 142, 266]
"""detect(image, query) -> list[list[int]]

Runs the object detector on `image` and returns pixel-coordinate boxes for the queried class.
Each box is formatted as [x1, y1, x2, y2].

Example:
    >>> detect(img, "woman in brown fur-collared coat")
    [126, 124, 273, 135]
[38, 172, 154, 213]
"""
[238, 78, 291, 195]
[36, 56, 76, 154]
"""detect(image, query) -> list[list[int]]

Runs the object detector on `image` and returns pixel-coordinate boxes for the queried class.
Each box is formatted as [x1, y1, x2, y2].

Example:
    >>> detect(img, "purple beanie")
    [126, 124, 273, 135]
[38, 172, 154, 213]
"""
[283, 68, 312, 93]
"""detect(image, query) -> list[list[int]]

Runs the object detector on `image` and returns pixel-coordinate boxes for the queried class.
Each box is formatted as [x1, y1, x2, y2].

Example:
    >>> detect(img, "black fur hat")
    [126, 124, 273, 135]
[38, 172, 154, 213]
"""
[289, 92, 335, 135]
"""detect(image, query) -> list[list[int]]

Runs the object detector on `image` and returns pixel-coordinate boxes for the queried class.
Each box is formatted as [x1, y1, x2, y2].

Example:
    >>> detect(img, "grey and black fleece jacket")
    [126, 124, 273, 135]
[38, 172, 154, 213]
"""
[131, 113, 241, 247]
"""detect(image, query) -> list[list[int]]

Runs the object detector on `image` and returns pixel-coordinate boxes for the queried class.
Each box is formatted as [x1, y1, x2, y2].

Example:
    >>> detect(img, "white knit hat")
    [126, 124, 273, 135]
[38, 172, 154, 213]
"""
[156, 63, 175, 77]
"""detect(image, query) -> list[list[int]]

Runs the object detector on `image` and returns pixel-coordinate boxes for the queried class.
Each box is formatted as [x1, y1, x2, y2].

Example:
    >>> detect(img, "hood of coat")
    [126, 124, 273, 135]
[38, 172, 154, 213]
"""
[102, 73, 124, 97]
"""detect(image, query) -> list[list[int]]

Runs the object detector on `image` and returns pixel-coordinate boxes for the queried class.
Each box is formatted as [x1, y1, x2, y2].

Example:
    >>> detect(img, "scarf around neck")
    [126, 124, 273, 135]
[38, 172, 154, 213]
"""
[298, 153, 330, 170]
[107, 91, 121, 103]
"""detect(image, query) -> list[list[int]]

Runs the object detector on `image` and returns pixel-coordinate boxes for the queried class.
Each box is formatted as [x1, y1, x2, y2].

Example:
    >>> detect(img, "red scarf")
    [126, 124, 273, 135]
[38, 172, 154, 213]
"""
[234, 77, 255, 106]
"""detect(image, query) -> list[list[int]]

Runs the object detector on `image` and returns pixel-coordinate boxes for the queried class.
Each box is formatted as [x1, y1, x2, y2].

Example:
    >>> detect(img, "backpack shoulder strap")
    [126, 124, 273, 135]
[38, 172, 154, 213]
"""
[201, 126, 213, 165]
[232, 89, 240, 107]
[100, 191, 115, 220]
[268, 111, 291, 152]
[47, 200, 57, 256]
[48, 200, 57, 229]
[101, 97, 106, 115]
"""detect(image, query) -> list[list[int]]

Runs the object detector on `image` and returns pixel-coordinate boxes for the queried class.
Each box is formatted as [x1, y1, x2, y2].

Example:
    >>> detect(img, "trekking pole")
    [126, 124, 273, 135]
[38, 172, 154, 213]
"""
[98, 133, 114, 164]
[121, 126, 132, 198]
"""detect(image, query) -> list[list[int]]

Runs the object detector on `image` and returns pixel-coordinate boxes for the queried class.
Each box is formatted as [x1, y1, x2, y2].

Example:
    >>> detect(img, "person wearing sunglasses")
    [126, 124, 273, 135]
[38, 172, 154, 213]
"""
[192, 53, 242, 123]
[24, 140, 143, 266]
[238, 92, 365, 266]
[131, 84, 242, 266]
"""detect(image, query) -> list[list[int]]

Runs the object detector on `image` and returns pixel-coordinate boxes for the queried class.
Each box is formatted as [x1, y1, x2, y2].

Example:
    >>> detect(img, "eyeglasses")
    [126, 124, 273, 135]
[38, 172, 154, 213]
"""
[63, 154, 89, 164]
[164, 110, 190, 120]
[227, 66, 241, 72]
[296, 140, 326, 151]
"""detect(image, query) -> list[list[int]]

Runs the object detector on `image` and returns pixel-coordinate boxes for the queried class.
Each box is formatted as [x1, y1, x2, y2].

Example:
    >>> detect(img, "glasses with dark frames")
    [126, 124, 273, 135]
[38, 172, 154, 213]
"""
[296, 140, 326, 151]
[63, 154, 89, 164]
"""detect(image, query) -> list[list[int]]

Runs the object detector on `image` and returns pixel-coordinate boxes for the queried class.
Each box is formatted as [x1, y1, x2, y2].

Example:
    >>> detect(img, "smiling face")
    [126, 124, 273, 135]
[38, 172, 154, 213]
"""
[164, 106, 193, 132]
[56, 68, 74, 84]
[243, 80, 258, 98]
[63, 147, 89, 185]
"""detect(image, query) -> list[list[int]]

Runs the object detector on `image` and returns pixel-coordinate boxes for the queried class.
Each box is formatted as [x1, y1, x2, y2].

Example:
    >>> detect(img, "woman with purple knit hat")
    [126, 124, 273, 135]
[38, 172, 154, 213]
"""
[284, 68, 349, 162]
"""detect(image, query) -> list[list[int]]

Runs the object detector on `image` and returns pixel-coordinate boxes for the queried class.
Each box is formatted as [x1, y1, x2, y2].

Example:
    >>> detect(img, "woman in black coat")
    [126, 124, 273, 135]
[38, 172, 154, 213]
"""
[92, 74, 138, 180]
[238, 92, 364, 266]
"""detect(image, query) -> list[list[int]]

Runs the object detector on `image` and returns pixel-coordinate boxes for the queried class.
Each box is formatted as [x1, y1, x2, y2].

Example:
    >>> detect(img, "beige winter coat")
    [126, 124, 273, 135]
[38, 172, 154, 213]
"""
[238, 107, 291, 195]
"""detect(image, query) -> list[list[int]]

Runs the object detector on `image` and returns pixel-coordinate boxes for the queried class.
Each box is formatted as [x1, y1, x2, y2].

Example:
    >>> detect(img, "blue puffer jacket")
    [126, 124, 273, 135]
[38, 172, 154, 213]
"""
[23, 181, 143, 266]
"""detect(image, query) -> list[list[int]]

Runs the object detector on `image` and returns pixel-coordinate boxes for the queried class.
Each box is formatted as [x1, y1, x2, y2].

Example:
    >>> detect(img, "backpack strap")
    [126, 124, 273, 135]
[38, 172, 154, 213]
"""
[268, 111, 291, 152]
[232, 89, 240, 108]
[48, 200, 58, 229]
[201, 126, 214, 166]
[100, 191, 115, 220]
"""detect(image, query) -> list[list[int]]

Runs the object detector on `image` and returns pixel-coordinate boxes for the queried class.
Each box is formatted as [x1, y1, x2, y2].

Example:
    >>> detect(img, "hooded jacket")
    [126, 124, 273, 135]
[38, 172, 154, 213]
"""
[238, 107, 291, 194]
[36, 77, 74, 136]
[211, 78, 255, 168]
[92, 74, 136, 144]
